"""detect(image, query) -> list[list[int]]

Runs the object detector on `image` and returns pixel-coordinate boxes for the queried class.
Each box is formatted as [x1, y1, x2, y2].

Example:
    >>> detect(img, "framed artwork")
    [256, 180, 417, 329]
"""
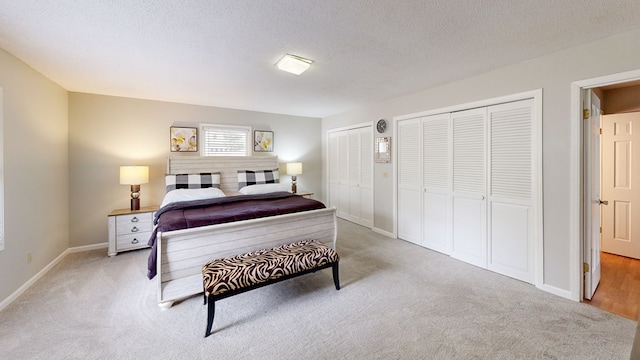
[254, 130, 274, 152]
[170, 127, 198, 152]
[375, 137, 391, 163]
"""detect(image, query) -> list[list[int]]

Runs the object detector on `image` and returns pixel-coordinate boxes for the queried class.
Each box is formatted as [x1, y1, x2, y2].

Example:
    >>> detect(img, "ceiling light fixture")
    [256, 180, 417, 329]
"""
[276, 54, 313, 75]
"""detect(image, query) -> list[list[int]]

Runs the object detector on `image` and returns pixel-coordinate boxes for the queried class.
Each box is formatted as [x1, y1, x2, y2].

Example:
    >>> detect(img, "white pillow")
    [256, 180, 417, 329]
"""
[161, 188, 226, 208]
[238, 183, 291, 195]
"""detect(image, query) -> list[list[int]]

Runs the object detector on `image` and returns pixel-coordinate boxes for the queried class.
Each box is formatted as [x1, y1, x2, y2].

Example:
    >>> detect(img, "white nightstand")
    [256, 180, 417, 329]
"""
[296, 192, 314, 199]
[107, 205, 159, 257]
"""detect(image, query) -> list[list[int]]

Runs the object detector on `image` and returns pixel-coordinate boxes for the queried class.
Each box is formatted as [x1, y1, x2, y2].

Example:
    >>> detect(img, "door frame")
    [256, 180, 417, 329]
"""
[570, 68, 640, 301]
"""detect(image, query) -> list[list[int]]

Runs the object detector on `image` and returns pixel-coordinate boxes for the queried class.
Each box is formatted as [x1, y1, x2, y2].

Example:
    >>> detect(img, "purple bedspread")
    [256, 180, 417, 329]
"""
[146, 192, 325, 279]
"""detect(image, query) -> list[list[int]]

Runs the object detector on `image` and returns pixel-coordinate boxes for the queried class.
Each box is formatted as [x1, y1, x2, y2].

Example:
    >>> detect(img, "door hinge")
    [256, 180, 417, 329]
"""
[600, 128, 602, 135]
[600, 226, 602, 233]
[583, 109, 591, 119]
[583, 262, 590, 273]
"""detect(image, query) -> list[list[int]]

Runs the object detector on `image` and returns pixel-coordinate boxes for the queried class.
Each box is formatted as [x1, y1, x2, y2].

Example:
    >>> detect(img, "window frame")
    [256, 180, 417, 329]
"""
[199, 123, 252, 157]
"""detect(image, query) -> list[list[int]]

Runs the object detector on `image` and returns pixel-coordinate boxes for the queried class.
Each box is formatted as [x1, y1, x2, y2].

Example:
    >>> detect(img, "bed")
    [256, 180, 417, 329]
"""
[150, 155, 337, 309]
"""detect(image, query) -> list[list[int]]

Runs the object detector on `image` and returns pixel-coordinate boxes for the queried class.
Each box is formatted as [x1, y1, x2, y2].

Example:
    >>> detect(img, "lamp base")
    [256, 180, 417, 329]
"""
[130, 198, 140, 211]
[291, 176, 297, 194]
[130, 184, 141, 211]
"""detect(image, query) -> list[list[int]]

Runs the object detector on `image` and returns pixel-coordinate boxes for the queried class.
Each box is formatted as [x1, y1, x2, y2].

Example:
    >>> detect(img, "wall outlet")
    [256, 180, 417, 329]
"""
[27, 252, 32, 263]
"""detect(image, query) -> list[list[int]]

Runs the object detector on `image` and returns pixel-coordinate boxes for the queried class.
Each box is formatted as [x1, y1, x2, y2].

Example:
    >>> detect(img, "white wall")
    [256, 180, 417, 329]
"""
[0, 47, 69, 303]
[68, 93, 322, 247]
[322, 27, 640, 294]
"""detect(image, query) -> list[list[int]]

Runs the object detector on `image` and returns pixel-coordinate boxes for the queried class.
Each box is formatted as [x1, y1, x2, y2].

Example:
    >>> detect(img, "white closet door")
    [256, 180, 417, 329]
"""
[398, 118, 422, 245]
[358, 127, 374, 228]
[328, 132, 340, 211]
[487, 99, 534, 283]
[337, 132, 350, 219]
[422, 113, 452, 254]
[451, 108, 487, 268]
[348, 129, 362, 222]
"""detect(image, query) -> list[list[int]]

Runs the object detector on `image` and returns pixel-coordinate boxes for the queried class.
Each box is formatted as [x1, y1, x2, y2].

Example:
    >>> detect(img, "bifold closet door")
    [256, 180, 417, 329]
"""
[348, 127, 373, 228]
[337, 131, 350, 219]
[328, 132, 340, 215]
[451, 108, 487, 268]
[422, 113, 452, 254]
[487, 99, 534, 283]
[397, 118, 422, 245]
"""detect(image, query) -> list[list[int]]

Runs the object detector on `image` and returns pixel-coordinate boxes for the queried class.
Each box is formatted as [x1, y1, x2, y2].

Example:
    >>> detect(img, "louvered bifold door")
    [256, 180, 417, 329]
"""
[487, 99, 534, 284]
[451, 108, 487, 268]
[397, 118, 422, 245]
[328, 132, 341, 212]
[358, 127, 374, 228]
[337, 132, 350, 219]
[422, 113, 452, 254]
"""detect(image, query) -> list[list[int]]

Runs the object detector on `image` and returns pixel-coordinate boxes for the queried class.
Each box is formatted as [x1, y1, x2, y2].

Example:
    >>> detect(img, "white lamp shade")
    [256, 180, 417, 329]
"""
[286, 162, 303, 176]
[120, 166, 149, 185]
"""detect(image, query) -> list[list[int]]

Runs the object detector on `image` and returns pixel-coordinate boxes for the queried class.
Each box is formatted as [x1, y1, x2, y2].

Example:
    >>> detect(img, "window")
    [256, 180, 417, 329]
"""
[200, 124, 251, 156]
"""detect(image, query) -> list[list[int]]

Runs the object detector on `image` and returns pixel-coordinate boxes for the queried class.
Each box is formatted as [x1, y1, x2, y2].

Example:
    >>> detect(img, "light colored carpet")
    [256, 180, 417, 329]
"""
[0, 219, 635, 359]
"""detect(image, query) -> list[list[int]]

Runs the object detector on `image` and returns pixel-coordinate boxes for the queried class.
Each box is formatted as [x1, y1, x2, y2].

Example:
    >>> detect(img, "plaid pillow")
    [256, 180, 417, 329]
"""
[165, 172, 221, 192]
[237, 169, 279, 189]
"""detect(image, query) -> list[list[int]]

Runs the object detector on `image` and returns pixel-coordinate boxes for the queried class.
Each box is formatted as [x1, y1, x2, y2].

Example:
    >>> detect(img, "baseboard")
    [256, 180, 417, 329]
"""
[67, 242, 108, 253]
[372, 227, 394, 239]
[539, 283, 575, 301]
[0, 242, 108, 312]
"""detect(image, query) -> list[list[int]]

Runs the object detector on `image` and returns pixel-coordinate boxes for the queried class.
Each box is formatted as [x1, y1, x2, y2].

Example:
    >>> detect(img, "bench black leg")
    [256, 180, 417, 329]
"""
[332, 262, 340, 290]
[205, 298, 216, 338]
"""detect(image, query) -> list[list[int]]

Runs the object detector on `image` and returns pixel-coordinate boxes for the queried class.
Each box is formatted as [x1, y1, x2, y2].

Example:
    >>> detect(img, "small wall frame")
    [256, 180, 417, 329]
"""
[375, 137, 391, 163]
[170, 126, 198, 152]
[254, 130, 274, 152]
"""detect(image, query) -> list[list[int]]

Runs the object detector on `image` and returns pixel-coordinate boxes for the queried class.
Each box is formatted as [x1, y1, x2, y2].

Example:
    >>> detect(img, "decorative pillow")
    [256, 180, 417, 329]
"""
[165, 172, 221, 192]
[160, 188, 226, 208]
[238, 183, 291, 195]
[237, 169, 279, 190]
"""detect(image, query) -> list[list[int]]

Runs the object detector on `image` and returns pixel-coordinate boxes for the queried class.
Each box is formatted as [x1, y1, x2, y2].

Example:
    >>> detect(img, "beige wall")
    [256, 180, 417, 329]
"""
[322, 27, 640, 294]
[0, 48, 69, 303]
[68, 93, 321, 247]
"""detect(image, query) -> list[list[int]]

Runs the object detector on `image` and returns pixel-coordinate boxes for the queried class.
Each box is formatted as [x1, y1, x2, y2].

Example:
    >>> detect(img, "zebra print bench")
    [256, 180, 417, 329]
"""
[202, 239, 340, 337]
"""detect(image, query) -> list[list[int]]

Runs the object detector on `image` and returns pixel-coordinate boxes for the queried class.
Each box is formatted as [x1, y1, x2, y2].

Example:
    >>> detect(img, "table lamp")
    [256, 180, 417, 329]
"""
[120, 165, 149, 210]
[286, 162, 302, 194]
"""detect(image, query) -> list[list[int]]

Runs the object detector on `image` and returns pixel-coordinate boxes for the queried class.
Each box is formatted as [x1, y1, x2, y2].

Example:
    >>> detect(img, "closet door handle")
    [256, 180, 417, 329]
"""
[599, 199, 608, 205]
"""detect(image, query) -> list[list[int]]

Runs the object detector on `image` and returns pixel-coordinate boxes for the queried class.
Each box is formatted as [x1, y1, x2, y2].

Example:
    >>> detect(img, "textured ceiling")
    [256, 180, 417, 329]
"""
[0, 1, 639, 118]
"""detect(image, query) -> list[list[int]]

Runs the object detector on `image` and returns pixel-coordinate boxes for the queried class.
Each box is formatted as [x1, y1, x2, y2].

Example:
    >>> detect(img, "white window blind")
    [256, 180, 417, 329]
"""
[200, 124, 251, 156]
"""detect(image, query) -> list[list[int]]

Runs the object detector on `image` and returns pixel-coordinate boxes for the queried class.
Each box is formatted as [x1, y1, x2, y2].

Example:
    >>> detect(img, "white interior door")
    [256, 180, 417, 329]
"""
[451, 108, 487, 268]
[584, 90, 602, 300]
[397, 118, 422, 245]
[422, 113, 452, 254]
[601, 111, 640, 259]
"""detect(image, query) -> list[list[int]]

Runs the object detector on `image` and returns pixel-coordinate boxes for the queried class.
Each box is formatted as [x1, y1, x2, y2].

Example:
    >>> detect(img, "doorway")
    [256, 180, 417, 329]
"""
[574, 71, 640, 319]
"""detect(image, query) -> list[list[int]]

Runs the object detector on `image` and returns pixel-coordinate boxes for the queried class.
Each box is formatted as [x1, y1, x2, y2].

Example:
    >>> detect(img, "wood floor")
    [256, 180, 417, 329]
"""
[584, 252, 640, 321]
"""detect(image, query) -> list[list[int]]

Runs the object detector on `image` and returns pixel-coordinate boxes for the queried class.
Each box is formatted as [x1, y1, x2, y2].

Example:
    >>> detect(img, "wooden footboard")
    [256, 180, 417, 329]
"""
[156, 207, 337, 308]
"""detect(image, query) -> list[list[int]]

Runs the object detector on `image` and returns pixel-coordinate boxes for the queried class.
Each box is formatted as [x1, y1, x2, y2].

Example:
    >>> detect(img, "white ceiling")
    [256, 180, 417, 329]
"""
[0, 1, 639, 118]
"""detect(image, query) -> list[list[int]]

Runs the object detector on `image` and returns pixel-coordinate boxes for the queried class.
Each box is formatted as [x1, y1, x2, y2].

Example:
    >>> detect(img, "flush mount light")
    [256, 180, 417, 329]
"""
[276, 54, 313, 75]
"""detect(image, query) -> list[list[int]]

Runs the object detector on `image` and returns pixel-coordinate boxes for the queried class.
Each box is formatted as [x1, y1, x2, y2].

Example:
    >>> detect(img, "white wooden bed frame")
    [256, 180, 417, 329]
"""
[156, 156, 337, 308]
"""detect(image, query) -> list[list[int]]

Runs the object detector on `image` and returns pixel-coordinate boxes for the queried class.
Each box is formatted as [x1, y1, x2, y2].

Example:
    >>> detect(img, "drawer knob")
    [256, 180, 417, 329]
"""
[131, 217, 139, 223]
[131, 238, 139, 244]
[131, 226, 139, 233]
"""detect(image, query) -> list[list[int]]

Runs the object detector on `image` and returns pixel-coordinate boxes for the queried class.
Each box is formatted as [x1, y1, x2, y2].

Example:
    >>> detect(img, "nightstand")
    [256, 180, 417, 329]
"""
[107, 205, 159, 257]
[296, 192, 314, 199]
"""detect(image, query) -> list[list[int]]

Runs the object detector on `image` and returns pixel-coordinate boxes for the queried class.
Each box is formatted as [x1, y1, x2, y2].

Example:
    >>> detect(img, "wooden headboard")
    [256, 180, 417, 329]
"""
[166, 156, 279, 194]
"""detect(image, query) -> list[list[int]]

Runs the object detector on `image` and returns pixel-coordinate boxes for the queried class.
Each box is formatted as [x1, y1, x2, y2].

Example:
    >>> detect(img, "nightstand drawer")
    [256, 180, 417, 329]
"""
[117, 232, 151, 251]
[116, 213, 153, 235]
